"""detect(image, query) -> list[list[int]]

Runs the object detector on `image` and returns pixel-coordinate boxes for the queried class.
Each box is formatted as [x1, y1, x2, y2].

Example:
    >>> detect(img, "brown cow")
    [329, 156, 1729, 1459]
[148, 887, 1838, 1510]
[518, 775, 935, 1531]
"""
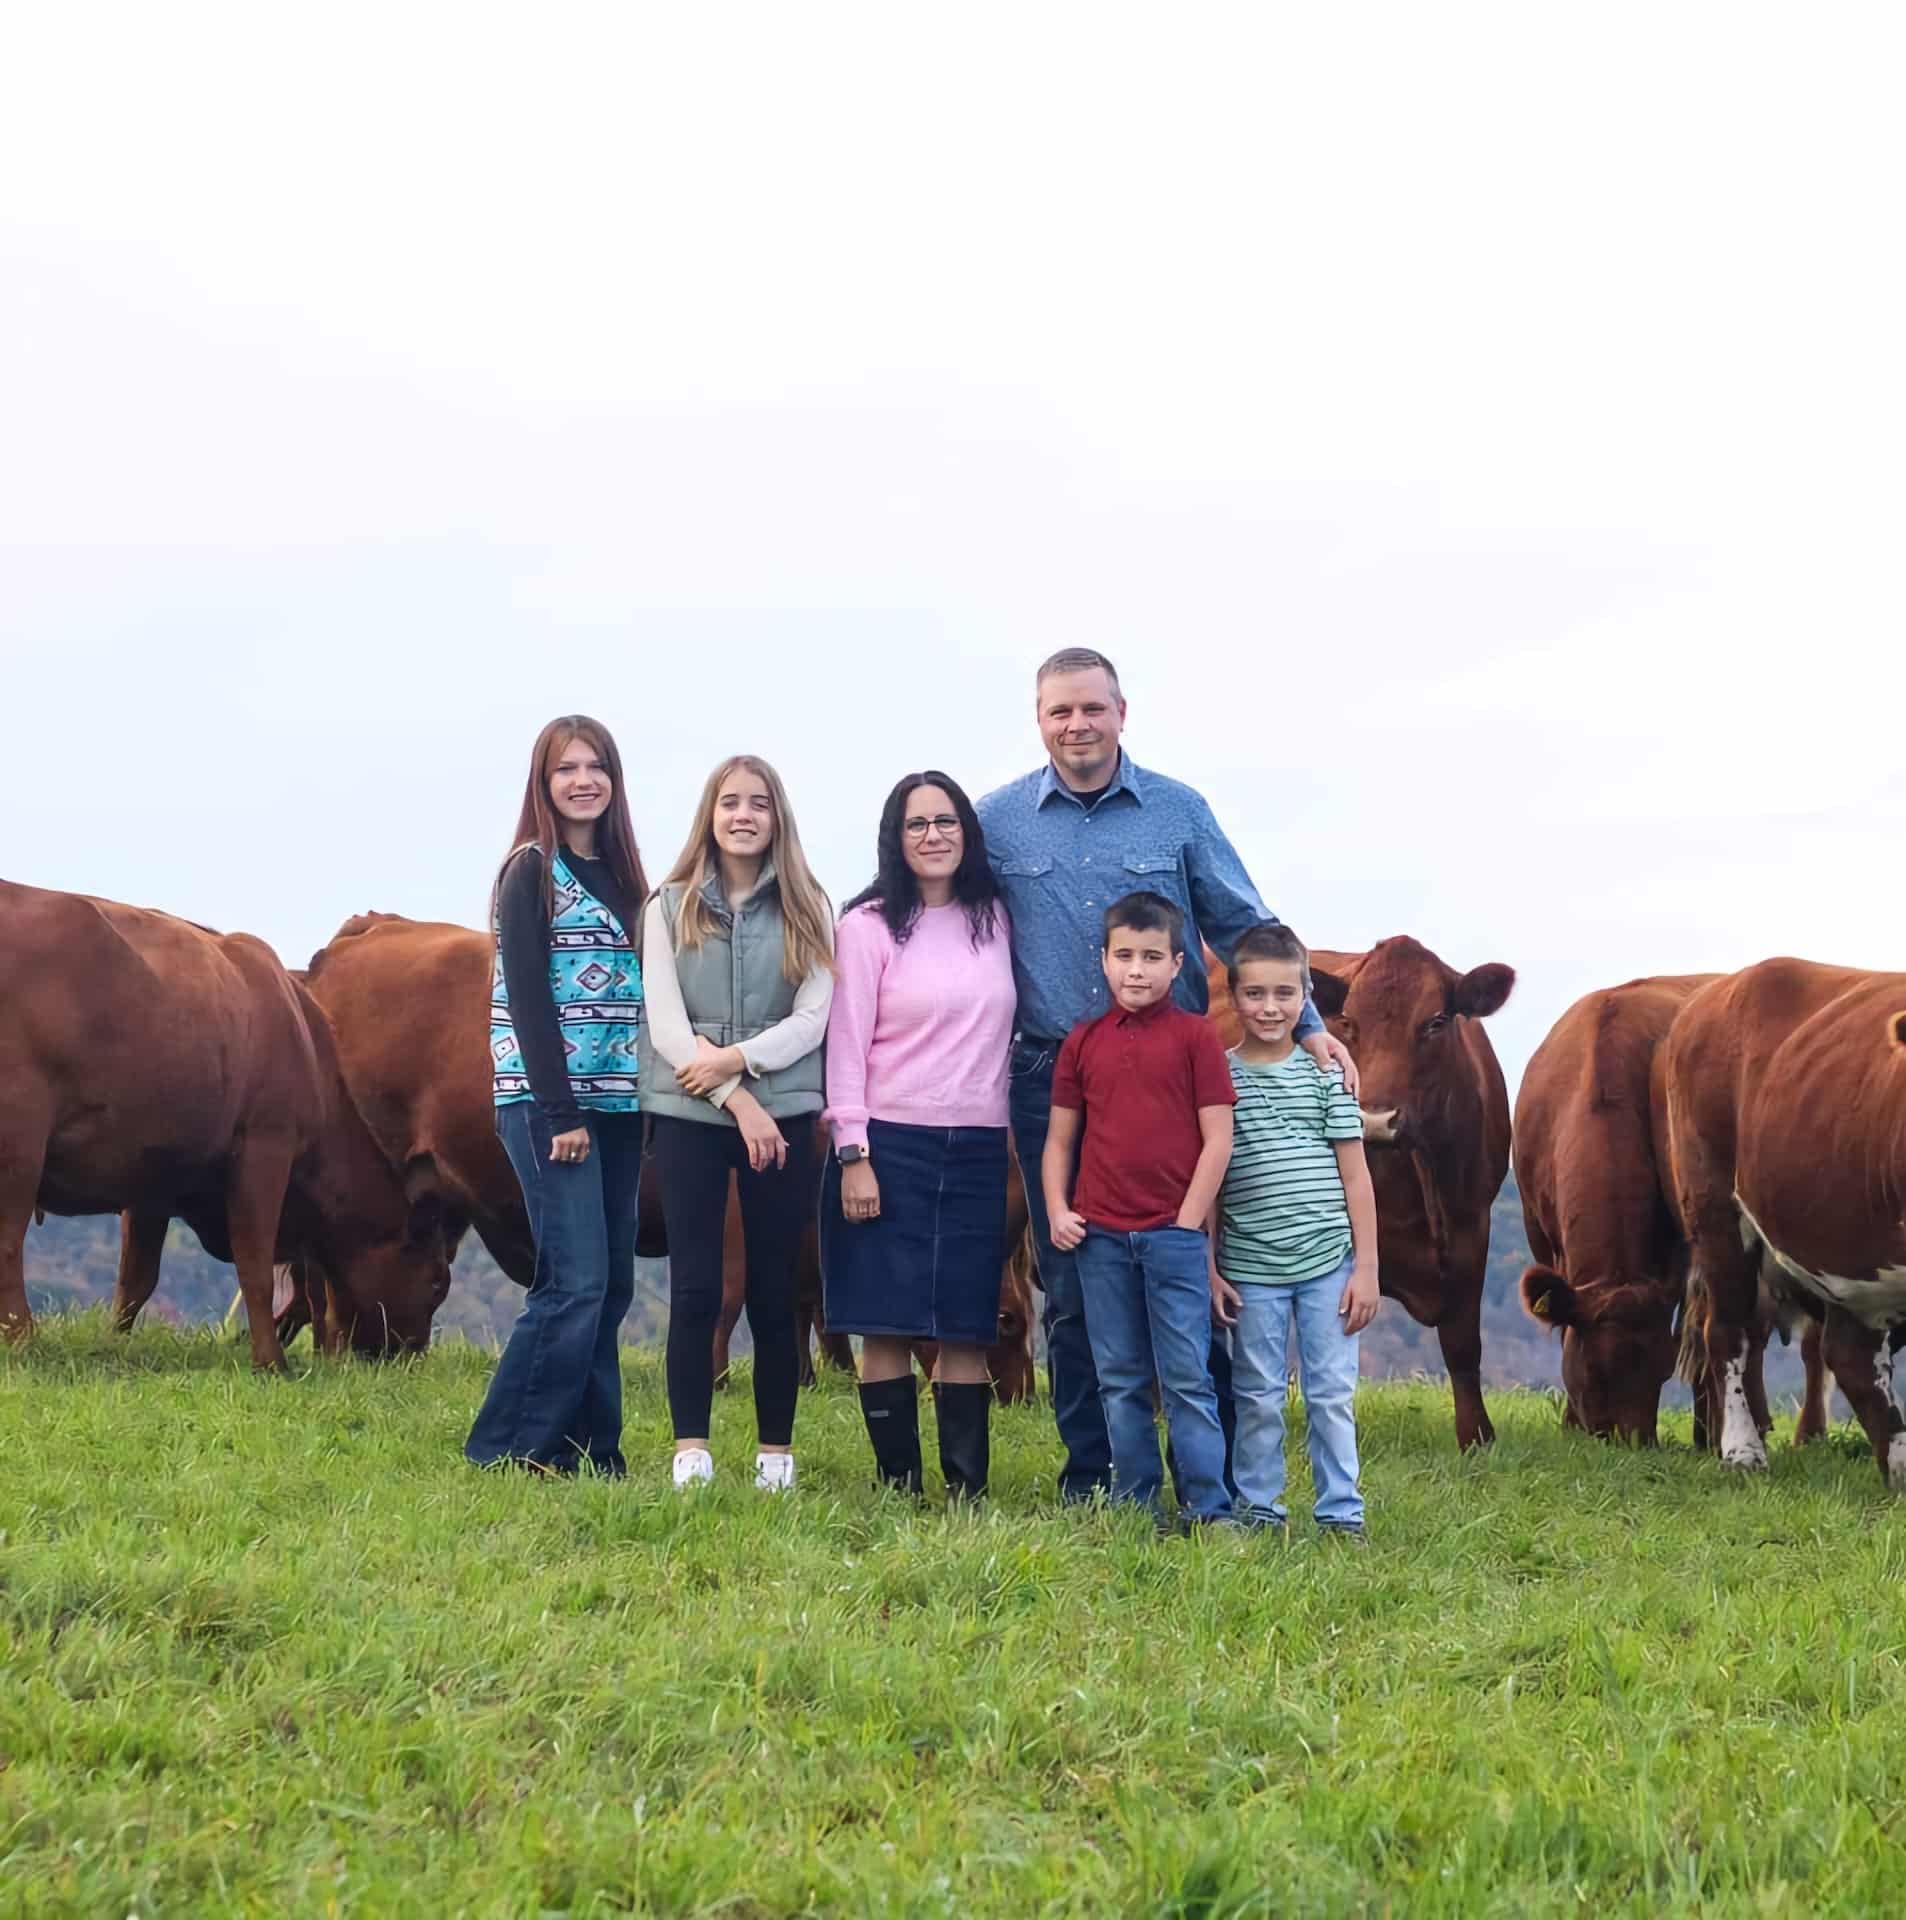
[1515, 972, 1831, 1446]
[1664, 957, 1906, 1486]
[1208, 937, 1514, 1449]
[1513, 976, 1717, 1440]
[0, 883, 449, 1367]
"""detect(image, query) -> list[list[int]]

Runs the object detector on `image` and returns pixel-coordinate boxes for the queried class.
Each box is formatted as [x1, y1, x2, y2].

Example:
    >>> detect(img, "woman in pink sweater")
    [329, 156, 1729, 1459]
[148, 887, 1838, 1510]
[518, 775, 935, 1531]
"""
[823, 771, 1017, 1500]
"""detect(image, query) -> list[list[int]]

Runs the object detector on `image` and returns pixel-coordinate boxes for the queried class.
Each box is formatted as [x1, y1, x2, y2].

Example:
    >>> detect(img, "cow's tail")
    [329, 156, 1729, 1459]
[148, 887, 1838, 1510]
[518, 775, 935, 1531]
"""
[1675, 1261, 1711, 1388]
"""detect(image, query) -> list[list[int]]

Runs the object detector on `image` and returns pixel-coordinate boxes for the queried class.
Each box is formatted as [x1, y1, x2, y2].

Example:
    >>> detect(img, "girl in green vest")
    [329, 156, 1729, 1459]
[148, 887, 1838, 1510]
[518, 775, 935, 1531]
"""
[640, 755, 835, 1491]
[469, 714, 648, 1476]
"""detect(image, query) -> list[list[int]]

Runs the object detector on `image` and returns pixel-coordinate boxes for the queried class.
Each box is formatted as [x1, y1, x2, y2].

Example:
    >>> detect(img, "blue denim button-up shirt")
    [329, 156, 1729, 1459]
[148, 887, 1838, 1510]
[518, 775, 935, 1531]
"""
[975, 752, 1322, 1044]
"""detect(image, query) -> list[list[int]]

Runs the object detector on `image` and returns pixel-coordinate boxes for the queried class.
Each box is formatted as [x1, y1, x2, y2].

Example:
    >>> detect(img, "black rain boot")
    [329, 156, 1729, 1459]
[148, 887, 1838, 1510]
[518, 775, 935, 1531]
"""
[937, 1381, 992, 1505]
[858, 1374, 924, 1495]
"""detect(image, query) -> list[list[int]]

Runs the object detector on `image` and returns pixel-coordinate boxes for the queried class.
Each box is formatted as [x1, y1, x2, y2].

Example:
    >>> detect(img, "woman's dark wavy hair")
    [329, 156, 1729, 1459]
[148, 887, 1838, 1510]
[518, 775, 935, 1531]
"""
[841, 771, 1001, 948]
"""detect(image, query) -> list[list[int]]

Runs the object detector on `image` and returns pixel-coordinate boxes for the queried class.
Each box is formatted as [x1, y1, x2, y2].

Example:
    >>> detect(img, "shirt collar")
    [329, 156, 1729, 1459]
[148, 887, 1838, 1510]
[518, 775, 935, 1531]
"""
[1113, 991, 1175, 1028]
[1036, 749, 1143, 811]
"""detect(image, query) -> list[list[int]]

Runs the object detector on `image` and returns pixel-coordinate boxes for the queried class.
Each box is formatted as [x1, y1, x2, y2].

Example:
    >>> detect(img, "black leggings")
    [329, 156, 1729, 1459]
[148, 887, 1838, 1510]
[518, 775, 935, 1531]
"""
[653, 1112, 818, 1447]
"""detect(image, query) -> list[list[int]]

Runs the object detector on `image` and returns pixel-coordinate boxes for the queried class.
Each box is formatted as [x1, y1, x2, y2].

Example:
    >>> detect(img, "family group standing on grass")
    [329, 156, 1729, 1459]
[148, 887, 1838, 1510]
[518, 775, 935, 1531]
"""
[466, 649, 1382, 1537]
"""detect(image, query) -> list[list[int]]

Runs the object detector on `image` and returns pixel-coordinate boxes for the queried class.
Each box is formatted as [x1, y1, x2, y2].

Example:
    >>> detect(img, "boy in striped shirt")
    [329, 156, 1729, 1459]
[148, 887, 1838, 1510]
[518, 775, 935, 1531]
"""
[1209, 923, 1380, 1537]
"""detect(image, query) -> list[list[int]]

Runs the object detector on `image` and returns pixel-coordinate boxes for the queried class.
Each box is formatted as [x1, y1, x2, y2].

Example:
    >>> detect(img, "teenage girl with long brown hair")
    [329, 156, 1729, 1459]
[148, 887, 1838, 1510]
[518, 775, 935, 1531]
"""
[467, 715, 648, 1475]
[639, 755, 834, 1491]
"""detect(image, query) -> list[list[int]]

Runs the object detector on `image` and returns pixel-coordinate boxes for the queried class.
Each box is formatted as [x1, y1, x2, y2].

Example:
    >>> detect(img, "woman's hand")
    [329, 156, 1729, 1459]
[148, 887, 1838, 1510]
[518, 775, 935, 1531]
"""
[549, 1126, 591, 1166]
[728, 1090, 788, 1174]
[841, 1160, 881, 1223]
[676, 1036, 746, 1098]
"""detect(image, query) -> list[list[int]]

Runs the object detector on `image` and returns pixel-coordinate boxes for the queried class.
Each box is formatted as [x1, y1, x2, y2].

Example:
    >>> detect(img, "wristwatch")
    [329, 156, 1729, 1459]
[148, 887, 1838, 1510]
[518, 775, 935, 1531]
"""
[838, 1144, 868, 1165]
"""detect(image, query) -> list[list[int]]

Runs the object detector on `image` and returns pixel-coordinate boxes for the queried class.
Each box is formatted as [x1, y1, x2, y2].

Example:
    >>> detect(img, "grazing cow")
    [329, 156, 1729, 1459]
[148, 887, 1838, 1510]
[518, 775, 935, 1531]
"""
[1664, 957, 1906, 1485]
[1208, 937, 1515, 1449]
[0, 883, 449, 1367]
[1516, 972, 1831, 1447]
[1513, 976, 1718, 1440]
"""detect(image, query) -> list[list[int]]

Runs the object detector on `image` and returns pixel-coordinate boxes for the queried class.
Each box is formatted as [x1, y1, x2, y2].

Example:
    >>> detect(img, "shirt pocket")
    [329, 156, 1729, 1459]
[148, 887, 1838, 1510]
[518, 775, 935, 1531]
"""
[1120, 850, 1188, 905]
[997, 855, 1055, 882]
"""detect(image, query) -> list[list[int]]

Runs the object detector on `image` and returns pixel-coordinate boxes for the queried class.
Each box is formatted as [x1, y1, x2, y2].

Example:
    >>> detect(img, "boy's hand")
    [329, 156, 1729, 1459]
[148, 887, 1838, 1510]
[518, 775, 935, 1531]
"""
[1303, 1031, 1360, 1098]
[1339, 1262, 1380, 1335]
[1049, 1207, 1088, 1253]
[1210, 1271, 1241, 1330]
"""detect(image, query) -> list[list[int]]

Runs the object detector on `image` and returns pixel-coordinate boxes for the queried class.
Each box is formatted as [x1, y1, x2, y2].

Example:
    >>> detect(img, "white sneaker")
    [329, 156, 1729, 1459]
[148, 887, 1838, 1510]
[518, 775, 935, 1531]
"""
[672, 1447, 714, 1489]
[754, 1451, 796, 1493]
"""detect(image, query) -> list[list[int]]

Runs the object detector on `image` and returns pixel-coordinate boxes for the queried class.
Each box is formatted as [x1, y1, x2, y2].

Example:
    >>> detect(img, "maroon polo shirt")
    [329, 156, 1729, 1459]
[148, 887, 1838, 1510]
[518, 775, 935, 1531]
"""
[1051, 996, 1237, 1232]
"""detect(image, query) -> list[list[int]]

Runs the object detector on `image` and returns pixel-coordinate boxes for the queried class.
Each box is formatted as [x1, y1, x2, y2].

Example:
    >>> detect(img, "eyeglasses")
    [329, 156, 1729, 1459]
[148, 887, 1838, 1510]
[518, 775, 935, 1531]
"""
[903, 814, 962, 840]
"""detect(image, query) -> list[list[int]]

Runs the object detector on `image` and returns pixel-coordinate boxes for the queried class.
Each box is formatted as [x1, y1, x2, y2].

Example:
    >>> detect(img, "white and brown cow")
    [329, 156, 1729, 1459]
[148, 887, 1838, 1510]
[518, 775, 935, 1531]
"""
[1664, 958, 1906, 1485]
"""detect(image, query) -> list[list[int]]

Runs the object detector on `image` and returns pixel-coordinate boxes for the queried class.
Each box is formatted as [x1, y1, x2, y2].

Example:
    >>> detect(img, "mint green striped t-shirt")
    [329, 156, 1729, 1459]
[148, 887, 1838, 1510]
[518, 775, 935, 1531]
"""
[1217, 1049, 1363, 1285]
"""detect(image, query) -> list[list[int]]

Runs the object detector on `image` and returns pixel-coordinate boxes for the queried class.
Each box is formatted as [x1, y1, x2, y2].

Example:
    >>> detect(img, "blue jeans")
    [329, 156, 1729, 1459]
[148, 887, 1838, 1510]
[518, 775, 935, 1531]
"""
[1073, 1224, 1231, 1520]
[466, 1104, 643, 1475]
[1009, 1039, 1112, 1502]
[1230, 1252, 1363, 1527]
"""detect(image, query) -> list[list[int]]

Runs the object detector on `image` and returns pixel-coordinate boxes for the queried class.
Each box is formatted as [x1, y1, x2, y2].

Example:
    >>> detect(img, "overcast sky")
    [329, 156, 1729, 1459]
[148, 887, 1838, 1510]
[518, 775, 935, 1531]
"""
[3, 5, 1901, 1098]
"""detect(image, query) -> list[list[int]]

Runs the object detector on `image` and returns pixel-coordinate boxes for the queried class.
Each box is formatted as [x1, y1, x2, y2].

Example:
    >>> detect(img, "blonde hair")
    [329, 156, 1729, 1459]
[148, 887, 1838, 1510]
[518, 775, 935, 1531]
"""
[660, 756, 835, 985]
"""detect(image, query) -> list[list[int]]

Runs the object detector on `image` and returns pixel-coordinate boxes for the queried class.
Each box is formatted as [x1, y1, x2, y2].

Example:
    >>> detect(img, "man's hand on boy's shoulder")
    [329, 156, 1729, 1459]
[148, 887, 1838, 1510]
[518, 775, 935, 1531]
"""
[1302, 1030, 1360, 1097]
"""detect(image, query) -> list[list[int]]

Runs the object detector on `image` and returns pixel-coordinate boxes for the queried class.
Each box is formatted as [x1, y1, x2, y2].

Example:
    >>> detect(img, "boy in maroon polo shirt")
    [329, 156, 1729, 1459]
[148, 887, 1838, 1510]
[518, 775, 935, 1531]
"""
[1041, 891, 1237, 1524]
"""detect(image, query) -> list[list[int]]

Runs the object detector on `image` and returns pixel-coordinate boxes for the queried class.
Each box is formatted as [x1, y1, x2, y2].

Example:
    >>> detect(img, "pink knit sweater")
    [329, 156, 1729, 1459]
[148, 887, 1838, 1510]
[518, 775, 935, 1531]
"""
[823, 901, 1016, 1152]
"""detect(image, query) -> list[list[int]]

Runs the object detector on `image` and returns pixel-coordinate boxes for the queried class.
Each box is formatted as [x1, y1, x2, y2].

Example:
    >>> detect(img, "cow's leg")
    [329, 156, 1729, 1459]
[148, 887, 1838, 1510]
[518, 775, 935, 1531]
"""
[0, 1197, 32, 1346]
[792, 1294, 816, 1389]
[111, 1208, 170, 1332]
[1696, 1226, 1769, 1470]
[1746, 1319, 1775, 1439]
[1821, 1308, 1906, 1489]
[711, 1176, 745, 1391]
[1436, 1279, 1493, 1449]
[225, 1146, 293, 1373]
[818, 1327, 857, 1375]
[711, 1262, 744, 1391]
[1793, 1319, 1830, 1446]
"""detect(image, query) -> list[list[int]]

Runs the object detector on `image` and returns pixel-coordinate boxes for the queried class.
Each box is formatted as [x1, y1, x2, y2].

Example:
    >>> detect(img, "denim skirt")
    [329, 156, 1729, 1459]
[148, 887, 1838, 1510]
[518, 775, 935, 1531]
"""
[820, 1120, 1009, 1344]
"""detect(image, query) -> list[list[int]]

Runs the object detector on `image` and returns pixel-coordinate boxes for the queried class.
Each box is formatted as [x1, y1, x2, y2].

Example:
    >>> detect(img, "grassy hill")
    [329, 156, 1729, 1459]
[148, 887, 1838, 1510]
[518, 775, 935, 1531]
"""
[3, 1316, 1901, 1916]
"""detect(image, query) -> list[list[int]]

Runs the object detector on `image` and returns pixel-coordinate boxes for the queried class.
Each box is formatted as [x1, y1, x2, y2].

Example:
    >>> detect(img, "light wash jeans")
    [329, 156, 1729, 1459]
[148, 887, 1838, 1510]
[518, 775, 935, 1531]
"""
[1230, 1250, 1364, 1528]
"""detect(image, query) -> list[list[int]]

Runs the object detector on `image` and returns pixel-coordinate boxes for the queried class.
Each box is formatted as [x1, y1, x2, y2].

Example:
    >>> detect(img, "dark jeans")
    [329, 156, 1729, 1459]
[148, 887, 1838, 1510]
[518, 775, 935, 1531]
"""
[653, 1112, 817, 1449]
[1008, 1037, 1112, 1502]
[466, 1103, 642, 1474]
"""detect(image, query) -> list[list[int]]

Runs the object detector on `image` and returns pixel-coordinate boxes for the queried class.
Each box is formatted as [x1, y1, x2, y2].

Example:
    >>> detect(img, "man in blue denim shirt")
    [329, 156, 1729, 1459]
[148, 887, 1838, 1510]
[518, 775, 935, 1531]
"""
[977, 648, 1358, 1502]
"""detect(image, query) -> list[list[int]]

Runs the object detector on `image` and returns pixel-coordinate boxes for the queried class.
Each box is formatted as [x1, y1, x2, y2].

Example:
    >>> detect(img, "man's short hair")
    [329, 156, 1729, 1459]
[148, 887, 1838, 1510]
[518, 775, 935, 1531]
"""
[1036, 647, 1122, 701]
[1103, 890, 1184, 956]
[1227, 921, 1309, 991]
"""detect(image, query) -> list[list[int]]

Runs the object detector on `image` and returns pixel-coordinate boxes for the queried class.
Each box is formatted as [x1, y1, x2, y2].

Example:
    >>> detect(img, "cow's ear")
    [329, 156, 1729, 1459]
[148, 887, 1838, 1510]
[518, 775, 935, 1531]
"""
[1309, 967, 1350, 1017]
[1454, 963, 1515, 1020]
[403, 1152, 446, 1246]
[1520, 1264, 1576, 1330]
[1890, 1010, 1906, 1052]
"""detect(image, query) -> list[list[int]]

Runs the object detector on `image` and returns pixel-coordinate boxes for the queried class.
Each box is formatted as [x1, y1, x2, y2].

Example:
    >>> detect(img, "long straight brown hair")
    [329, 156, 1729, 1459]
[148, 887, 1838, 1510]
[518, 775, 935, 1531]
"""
[495, 715, 648, 927]
[659, 754, 834, 985]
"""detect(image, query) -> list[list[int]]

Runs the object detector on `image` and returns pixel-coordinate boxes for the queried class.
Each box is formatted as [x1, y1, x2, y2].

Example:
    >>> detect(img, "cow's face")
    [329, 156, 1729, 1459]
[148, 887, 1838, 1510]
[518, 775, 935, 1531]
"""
[324, 1174, 452, 1356]
[1522, 1266, 1675, 1443]
[1319, 940, 1514, 1157]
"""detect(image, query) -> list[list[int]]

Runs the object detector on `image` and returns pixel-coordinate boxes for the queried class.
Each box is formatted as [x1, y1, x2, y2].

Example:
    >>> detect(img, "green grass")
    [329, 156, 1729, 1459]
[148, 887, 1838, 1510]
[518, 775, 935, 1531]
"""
[4, 1316, 1905, 1917]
